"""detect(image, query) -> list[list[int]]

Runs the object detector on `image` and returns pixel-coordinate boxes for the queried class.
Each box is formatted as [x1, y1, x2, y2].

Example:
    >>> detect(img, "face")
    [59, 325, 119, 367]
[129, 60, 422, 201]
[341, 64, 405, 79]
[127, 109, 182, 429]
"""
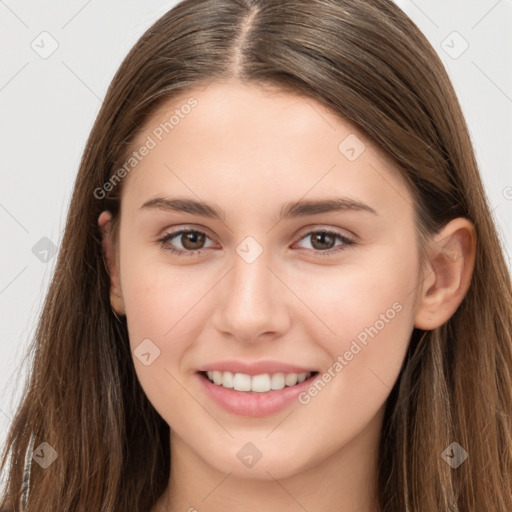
[104, 80, 424, 480]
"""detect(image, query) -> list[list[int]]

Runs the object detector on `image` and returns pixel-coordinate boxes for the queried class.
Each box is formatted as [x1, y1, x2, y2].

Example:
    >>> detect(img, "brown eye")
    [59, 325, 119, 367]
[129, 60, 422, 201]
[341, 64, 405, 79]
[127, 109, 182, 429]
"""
[159, 229, 215, 255]
[180, 231, 206, 250]
[309, 232, 336, 250]
[295, 230, 355, 255]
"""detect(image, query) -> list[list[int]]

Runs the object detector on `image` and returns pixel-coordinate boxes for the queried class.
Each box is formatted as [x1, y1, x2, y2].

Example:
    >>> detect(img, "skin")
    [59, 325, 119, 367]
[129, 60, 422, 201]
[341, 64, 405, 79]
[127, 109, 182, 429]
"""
[98, 80, 476, 512]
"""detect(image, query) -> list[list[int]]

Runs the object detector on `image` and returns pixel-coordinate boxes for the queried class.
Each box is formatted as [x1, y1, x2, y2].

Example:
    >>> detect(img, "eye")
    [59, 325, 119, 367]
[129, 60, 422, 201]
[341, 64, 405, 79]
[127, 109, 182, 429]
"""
[159, 229, 216, 256]
[294, 229, 355, 255]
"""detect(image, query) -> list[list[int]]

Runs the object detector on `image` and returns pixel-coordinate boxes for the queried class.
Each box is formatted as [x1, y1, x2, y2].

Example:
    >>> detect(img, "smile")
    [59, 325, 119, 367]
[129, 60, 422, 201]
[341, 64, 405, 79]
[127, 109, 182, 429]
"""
[197, 369, 320, 417]
[204, 370, 314, 392]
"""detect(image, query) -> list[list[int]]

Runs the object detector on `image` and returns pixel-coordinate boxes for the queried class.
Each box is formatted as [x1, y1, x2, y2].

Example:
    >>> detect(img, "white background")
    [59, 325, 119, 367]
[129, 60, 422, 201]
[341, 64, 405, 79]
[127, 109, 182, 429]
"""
[1, 0, 511, 454]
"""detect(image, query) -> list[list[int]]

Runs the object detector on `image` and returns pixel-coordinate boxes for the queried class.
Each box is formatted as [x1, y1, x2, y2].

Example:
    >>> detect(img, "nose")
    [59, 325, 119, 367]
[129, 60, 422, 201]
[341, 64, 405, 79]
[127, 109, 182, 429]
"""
[212, 249, 292, 344]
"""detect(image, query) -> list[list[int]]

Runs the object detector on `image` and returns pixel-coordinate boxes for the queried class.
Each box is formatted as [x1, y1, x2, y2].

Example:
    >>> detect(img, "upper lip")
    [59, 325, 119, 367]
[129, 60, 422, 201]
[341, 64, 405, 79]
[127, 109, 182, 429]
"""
[198, 360, 317, 376]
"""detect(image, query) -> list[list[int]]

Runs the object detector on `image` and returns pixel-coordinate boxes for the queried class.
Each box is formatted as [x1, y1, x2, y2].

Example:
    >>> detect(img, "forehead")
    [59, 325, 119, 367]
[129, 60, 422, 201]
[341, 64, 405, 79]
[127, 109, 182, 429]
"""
[121, 80, 413, 220]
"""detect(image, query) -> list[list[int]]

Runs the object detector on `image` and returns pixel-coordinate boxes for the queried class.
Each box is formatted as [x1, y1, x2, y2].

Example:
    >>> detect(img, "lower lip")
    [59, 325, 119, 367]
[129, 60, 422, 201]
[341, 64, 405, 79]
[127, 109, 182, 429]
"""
[197, 372, 317, 417]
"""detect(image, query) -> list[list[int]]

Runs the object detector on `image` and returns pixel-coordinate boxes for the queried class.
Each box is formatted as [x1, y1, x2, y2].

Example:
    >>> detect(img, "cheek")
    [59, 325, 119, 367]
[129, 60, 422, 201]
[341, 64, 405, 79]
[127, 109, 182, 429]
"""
[120, 261, 209, 358]
[292, 240, 419, 349]
[116, 232, 210, 394]
[117, 224, 210, 336]
[119, 255, 209, 424]
[293, 244, 419, 431]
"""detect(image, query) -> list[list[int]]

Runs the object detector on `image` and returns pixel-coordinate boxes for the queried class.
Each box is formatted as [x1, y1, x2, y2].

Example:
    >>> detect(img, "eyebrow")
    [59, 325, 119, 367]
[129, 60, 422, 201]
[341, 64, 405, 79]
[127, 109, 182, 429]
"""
[139, 196, 378, 221]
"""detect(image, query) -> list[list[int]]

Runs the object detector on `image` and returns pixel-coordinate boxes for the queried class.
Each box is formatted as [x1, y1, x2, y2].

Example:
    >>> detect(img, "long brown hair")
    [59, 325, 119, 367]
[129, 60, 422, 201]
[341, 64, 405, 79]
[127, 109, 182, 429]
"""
[1, 0, 511, 510]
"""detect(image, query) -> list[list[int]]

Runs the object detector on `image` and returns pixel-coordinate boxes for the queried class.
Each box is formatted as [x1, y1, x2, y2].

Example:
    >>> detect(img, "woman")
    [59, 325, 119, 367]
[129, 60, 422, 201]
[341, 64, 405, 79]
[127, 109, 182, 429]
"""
[1, 0, 511, 510]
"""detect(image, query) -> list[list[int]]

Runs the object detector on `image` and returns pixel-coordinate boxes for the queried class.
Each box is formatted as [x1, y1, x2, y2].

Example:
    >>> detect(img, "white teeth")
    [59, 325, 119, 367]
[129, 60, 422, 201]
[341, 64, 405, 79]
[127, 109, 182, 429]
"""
[233, 373, 251, 391]
[222, 371, 234, 388]
[205, 370, 313, 392]
[285, 373, 298, 386]
[270, 372, 285, 390]
[251, 374, 271, 393]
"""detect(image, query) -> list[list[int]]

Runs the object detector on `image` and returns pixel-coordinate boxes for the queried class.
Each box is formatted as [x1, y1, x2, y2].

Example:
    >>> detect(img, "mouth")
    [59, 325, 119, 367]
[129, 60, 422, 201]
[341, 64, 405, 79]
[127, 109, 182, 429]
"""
[195, 361, 321, 416]
[200, 370, 319, 393]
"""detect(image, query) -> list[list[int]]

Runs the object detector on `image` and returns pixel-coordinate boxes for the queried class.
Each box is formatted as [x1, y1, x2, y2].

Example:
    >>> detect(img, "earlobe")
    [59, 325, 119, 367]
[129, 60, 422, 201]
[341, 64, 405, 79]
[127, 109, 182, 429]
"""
[98, 211, 126, 315]
[414, 218, 476, 330]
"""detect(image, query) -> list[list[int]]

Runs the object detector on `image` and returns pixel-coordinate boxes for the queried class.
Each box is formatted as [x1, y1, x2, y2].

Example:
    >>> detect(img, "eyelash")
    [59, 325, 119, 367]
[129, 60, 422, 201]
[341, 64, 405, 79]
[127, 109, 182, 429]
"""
[158, 228, 355, 257]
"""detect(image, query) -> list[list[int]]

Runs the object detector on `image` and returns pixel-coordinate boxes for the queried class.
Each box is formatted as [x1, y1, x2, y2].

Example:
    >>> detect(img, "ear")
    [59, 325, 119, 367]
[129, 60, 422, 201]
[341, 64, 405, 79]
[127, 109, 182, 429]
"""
[414, 217, 476, 330]
[98, 211, 125, 315]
